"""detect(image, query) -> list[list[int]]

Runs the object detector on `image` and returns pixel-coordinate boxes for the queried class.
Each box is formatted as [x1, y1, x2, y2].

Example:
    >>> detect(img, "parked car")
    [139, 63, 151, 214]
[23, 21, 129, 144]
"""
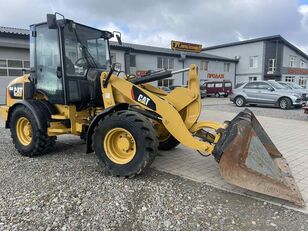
[158, 86, 171, 93]
[278, 81, 308, 101]
[229, 81, 303, 109]
[199, 85, 207, 99]
[202, 80, 232, 97]
[304, 104, 308, 114]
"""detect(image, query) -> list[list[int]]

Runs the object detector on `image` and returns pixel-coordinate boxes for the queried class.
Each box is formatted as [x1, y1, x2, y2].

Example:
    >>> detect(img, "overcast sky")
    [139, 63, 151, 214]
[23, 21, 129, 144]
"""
[1, 0, 308, 52]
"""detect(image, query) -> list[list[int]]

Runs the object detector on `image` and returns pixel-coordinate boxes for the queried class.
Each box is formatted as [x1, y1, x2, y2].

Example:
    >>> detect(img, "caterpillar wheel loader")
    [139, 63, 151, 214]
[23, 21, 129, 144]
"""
[0, 14, 304, 206]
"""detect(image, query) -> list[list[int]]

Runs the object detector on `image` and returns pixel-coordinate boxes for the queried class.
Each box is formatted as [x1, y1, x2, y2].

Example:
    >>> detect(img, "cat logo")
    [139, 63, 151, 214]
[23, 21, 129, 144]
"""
[9, 84, 23, 99]
[131, 86, 157, 111]
[137, 94, 150, 106]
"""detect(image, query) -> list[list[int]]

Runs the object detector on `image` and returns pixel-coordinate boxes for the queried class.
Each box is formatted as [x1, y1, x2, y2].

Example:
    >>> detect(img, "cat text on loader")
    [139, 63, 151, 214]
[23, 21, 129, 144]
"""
[0, 13, 304, 207]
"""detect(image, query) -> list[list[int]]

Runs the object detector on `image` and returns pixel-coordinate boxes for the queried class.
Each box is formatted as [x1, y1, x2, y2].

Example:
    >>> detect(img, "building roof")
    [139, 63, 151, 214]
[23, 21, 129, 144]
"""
[110, 41, 237, 62]
[202, 35, 308, 60]
[0, 27, 29, 48]
[0, 26, 29, 36]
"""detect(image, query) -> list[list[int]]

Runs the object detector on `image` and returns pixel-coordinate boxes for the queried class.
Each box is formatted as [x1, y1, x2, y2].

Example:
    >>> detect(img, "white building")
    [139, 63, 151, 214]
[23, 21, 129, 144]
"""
[109, 42, 237, 87]
[202, 35, 308, 88]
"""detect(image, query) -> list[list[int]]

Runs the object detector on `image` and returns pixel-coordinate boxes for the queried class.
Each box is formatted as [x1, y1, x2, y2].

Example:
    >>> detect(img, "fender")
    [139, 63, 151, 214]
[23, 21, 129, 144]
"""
[6, 100, 56, 131]
[86, 103, 128, 153]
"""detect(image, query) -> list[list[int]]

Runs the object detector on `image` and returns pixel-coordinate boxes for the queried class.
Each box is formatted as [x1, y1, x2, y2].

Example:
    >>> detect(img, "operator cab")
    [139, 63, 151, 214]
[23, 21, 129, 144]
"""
[29, 14, 117, 109]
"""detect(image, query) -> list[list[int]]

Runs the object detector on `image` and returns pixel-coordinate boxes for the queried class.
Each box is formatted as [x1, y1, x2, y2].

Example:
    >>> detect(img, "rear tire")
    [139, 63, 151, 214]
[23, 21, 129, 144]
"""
[235, 96, 246, 107]
[93, 111, 158, 177]
[158, 134, 180, 150]
[215, 93, 220, 97]
[10, 105, 56, 157]
[279, 97, 291, 109]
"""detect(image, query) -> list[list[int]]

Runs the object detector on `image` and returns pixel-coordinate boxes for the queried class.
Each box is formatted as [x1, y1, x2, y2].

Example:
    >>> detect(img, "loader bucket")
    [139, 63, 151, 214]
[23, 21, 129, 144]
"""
[213, 109, 305, 207]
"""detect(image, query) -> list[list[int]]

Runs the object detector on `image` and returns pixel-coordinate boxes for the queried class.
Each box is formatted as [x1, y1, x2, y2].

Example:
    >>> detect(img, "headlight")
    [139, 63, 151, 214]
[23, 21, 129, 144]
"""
[291, 93, 301, 98]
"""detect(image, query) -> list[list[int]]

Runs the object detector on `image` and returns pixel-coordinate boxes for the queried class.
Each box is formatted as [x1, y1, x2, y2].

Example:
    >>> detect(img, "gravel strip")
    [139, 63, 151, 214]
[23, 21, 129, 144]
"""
[0, 126, 308, 230]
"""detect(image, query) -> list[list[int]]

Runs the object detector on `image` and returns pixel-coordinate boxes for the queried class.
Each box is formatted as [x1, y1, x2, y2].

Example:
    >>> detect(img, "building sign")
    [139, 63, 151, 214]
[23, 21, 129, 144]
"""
[171, 40, 202, 53]
[208, 73, 224, 79]
[288, 68, 308, 75]
[136, 70, 147, 77]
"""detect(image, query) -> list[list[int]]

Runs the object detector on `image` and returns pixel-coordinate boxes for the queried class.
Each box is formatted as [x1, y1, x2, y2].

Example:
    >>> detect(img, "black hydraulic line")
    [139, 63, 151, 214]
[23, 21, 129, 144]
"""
[130, 70, 173, 85]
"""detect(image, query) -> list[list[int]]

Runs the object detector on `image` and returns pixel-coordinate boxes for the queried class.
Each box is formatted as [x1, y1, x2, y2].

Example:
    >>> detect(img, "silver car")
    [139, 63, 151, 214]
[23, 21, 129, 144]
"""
[230, 81, 303, 109]
[278, 81, 308, 101]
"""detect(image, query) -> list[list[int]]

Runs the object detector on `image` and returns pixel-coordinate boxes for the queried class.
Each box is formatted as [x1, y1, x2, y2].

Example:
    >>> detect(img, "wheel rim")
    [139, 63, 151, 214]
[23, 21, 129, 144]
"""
[280, 100, 287, 109]
[236, 98, 243, 106]
[16, 117, 33, 146]
[103, 128, 136, 164]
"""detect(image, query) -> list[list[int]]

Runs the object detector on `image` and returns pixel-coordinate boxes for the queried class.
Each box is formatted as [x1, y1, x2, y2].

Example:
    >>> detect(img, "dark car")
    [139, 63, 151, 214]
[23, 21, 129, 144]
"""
[202, 80, 232, 97]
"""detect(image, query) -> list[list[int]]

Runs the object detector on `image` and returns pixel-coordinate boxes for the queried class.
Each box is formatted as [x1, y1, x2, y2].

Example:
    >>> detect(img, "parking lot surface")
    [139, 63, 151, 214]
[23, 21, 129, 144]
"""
[0, 99, 308, 230]
[202, 97, 308, 121]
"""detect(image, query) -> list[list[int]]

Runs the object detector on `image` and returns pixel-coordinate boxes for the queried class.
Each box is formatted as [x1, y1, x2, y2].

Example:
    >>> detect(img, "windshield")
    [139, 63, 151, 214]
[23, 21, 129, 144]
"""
[268, 81, 287, 89]
[63, 24, 110, 76]
[288, 82, 303, 89]
[278, 82, 292, 89]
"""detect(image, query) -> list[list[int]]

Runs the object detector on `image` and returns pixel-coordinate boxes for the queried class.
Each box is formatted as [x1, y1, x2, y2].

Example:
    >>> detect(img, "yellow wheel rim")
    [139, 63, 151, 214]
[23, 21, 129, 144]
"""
[16, 117, 33, 146]
[103, 128, 136, 165]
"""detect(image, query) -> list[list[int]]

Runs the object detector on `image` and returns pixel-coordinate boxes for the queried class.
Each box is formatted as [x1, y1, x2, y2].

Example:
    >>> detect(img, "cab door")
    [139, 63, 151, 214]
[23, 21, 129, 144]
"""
[31, 24, 64, 104]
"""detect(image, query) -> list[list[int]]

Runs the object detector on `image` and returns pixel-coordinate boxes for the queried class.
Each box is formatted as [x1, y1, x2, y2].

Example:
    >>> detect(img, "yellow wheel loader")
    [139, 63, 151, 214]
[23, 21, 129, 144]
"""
[0, 14, 304, 206]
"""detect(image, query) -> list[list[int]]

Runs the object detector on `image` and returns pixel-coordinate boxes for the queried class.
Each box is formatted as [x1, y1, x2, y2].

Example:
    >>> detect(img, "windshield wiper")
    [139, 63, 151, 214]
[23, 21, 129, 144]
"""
[73, 28, 98, 68]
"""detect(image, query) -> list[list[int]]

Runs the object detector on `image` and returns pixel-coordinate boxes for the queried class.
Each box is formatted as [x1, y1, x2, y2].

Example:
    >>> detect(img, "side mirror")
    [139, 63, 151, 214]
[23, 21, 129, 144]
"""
[268, 87, 274, 91]
[112, 62, 121, 72]
[47, 14, 57, 29]
[113, 31, 122, 45]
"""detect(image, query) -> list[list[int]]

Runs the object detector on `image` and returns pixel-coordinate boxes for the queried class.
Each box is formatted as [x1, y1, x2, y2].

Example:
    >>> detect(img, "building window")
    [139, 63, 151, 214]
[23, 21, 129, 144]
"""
[248, 77, 257, 82]
[157, 78, 174, 87]
[23, 61, 30, 69]
[268, 59, 276, 72]
[157, 57, 174, 70]
[8, 60, 23, 68]
[299, 77, 307, 88]
[0, 69, 7, 76]
[0, 59, 30, 77]
[8, 69, 23, 76]
[249, 56, 258, 68]
[200, 60, 208, 71]
[285, 76, 295, 82]
[289, 56, 296, 67]
[130, 55, 136, 67]
[224, 63, 230, 72]
[300, 60, 306, 69]
[110, 53, 116, 64]
[0, 59, 7, 67]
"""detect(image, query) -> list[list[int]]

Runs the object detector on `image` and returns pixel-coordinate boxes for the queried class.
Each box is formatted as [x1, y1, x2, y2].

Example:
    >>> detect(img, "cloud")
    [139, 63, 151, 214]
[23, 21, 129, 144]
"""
[299, 4, 308, 31]
[0, 0, 307, 53]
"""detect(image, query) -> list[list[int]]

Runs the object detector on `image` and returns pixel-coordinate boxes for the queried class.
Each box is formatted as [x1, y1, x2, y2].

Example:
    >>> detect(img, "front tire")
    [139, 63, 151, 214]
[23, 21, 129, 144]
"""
[93, 111, 158, 177]
[10, 105, 56, 156]
[279, 97, 291, 109]
[235, 96, 246, 107]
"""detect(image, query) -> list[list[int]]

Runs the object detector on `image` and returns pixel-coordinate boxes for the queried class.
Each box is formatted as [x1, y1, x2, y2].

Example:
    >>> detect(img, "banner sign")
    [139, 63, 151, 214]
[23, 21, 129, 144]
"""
[288, 68, 308, 75]
[208, 73, 224, 79]
[171, 40, 202, 53]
